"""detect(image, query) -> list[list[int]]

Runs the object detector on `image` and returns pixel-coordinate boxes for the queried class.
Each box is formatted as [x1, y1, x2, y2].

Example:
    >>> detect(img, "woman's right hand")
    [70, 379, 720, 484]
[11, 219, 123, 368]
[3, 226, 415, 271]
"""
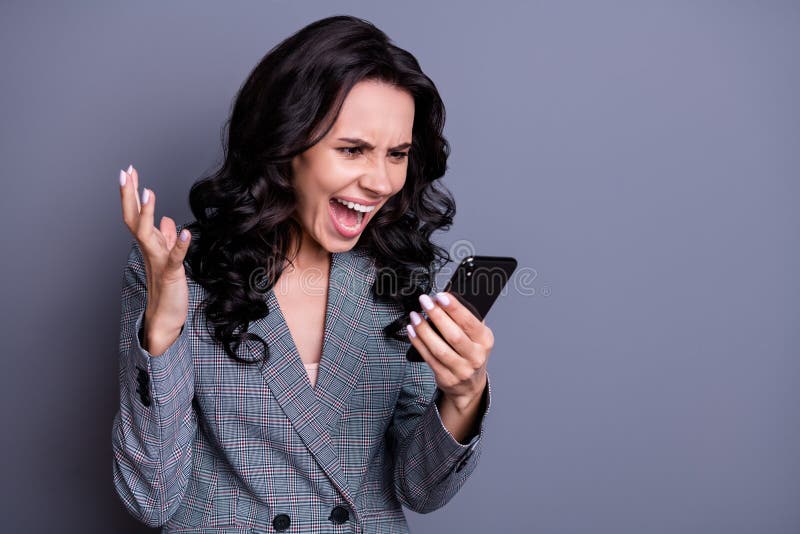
[119, 164, 192, 355]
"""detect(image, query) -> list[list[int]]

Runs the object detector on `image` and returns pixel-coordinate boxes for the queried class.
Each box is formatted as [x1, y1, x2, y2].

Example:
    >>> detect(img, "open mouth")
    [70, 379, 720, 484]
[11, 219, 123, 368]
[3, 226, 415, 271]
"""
[329, 197, 372, 237]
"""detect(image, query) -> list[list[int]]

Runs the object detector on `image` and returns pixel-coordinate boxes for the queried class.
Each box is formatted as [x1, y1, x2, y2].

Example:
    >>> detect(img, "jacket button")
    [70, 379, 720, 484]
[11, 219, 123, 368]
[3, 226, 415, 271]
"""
[272, 513, 291, 531]
[329, 505, 349, 524]
[136, 369, 149, 387]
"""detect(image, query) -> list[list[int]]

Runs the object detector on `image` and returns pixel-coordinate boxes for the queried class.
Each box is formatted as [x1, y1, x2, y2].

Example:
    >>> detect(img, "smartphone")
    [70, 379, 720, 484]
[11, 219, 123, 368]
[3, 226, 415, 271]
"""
[406, 255, 518, 362]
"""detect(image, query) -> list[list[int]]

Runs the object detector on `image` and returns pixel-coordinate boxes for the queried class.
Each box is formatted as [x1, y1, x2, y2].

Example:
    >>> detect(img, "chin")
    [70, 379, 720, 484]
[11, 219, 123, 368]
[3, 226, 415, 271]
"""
[325, 240, 359, 254]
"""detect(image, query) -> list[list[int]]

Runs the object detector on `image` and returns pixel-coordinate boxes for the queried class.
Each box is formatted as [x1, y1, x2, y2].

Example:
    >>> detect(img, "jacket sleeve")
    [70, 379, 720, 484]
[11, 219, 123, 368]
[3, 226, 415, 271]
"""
[111, 239, 197, 527]
[386, 357, 492, 514]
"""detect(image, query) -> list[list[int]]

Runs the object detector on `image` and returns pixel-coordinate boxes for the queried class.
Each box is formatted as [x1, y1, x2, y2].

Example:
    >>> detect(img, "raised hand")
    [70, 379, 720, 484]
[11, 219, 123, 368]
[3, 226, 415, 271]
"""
[119, 164, 191, 355]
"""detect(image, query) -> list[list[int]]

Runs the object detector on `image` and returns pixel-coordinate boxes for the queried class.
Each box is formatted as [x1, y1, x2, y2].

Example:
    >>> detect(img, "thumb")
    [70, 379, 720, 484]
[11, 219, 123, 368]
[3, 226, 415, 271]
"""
[167, 227, 192, 270]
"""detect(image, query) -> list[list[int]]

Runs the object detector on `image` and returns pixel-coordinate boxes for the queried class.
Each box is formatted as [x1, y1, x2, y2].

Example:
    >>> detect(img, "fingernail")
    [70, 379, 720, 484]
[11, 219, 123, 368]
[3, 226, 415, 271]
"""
[141, 188, 150, 204]
[419, 294, 434, 311]
[406, 324, 417, 338]
[435, 292, 450, 306]
[127, 164, 134, 174]
[180, 229, 189, 242]
[410, 311, 422, 326]
[119, 169, 126, 187]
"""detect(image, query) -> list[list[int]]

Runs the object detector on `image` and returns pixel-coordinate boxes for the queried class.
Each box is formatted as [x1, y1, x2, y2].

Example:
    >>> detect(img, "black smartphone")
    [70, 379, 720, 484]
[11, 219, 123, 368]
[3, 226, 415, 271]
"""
[406, 255, 518, 362]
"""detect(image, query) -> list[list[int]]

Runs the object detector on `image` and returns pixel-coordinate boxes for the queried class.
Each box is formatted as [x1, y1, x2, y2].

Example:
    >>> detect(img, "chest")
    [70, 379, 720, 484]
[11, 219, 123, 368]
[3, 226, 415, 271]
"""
[273, 273, 328, 365]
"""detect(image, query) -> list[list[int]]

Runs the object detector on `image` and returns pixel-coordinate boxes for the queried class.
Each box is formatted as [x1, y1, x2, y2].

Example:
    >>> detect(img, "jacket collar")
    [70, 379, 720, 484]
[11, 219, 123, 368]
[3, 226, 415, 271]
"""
[243, 247, 378, 514]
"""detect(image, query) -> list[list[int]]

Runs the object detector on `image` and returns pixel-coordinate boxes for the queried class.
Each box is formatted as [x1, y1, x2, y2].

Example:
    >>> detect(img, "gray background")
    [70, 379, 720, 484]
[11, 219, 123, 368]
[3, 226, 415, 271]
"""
[1, 1, 797, 532]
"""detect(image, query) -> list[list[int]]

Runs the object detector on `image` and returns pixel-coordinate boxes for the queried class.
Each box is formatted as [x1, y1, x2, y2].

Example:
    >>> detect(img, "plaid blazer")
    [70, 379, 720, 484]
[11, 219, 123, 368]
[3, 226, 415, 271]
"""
[112, 231, 492, 533]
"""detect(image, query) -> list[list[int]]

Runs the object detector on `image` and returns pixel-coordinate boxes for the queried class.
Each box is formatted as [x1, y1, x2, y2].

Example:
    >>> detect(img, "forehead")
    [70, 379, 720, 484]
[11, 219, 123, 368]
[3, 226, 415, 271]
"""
[328, 80, 415, 140]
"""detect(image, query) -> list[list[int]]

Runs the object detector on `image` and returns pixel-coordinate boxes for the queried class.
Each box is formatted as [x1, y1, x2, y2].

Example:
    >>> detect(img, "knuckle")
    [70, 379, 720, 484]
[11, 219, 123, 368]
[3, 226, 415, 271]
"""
[470, 351, 484, 369]
[449, 330, 466, 346]
[440, 375, 457, 389]
[458, 367, 472, 383]
[454, 367, 471, 382]
[484, 327, 495, 346]
[430, 345, 445, 361]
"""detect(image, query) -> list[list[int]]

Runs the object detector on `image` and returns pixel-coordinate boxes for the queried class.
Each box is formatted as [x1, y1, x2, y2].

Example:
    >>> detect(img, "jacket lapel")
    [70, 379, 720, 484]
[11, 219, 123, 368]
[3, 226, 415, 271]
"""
[313, 248, 375, 431]
[243, 247, 376, 513]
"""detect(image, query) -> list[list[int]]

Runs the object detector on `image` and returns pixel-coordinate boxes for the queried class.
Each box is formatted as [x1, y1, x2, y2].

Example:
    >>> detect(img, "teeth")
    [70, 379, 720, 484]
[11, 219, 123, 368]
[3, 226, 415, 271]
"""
[334, 198, 375, 213]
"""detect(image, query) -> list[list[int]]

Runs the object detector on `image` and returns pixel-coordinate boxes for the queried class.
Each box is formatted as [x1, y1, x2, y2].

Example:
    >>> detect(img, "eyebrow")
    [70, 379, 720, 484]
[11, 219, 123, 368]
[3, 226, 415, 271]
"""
[337, 137, 412, 151]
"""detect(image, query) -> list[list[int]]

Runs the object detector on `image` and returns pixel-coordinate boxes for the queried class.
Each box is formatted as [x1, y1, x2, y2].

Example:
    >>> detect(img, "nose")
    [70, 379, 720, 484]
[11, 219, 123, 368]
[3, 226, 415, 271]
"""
[358, 157, 394, 197]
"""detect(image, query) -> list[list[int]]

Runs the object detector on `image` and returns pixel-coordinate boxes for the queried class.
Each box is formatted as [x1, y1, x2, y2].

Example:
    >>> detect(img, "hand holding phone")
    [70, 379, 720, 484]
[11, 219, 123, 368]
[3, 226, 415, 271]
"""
[406, 255, 517, 362]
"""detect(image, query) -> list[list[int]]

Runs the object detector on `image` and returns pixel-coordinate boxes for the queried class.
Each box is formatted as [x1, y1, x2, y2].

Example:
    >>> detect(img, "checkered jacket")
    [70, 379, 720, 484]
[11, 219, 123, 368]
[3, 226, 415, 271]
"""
[111, 232, 492, 533]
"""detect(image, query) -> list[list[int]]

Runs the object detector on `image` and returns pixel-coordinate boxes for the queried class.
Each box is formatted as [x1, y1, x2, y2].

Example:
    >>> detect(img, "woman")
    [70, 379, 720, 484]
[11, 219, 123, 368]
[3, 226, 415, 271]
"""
[112, 15, 493, 533]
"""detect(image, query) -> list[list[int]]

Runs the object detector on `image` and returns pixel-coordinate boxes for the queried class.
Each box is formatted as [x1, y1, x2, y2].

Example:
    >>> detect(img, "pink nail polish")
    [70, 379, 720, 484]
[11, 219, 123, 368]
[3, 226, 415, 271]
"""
[406, 324, 417, 338]
[409, 311, 422, 326]
[419, 294, 434, 311]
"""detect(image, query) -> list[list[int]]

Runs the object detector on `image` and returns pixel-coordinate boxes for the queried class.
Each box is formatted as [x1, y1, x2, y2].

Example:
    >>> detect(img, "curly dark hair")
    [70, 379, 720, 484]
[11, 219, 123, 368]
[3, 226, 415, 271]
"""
[182, 15, 456, 363]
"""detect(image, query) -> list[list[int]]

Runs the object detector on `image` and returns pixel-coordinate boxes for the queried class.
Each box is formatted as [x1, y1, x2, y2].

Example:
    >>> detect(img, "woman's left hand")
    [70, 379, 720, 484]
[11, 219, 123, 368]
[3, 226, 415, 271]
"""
[407, 291, 493, 411]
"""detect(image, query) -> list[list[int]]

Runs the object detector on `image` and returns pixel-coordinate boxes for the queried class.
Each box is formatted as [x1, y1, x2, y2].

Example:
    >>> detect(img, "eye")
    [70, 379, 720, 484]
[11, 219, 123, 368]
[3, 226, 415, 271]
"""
[337, 146, 410, 160]
[338, 146, 363, 157]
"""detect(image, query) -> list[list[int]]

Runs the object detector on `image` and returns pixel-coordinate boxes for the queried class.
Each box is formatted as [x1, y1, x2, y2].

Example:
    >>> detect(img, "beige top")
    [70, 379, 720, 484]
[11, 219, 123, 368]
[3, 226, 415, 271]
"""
[303, 362, 320, 388]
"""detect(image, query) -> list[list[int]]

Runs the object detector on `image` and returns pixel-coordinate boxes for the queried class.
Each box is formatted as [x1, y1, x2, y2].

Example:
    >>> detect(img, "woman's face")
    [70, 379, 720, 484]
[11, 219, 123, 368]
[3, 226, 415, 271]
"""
[290, 79, 415, 259]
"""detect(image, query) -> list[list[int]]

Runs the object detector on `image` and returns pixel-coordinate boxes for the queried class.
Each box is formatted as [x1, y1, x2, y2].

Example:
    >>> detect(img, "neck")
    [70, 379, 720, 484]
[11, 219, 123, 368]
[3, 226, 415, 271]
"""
[285, 230, 330, 274]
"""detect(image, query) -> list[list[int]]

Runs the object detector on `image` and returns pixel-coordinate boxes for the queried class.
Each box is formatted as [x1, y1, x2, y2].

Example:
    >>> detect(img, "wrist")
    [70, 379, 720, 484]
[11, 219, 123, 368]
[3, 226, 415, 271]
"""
[442, 392, 478, 415]
[436, 386, 486, 445]
[443, 373, 488, 414]
[142, 323, 183, 357]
